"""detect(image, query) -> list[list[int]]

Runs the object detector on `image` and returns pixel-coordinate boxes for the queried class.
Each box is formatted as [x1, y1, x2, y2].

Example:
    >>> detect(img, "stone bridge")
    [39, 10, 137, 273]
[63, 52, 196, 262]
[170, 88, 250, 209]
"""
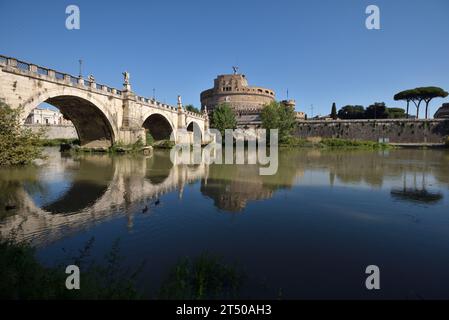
[0, 54, 209, 148]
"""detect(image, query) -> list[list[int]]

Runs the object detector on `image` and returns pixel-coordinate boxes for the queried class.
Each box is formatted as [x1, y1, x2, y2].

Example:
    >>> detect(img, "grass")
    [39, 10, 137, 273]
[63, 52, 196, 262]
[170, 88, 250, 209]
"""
[109, 138, 145, 154]
[280, 136, 391, 150]
[0, 230, 244, 300]
[158, 253, 244, 300]
[0, 235, 143, 300]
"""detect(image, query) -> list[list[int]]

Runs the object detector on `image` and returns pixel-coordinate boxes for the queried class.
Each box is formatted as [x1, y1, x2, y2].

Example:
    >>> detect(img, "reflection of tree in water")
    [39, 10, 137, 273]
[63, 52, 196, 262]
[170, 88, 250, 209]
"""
[0, 166, 43, 218]
[321, 150, 391, 187]
[321, 149, 449, 189]
[432, 150, 449, 186]
[391, 172, 443, 205]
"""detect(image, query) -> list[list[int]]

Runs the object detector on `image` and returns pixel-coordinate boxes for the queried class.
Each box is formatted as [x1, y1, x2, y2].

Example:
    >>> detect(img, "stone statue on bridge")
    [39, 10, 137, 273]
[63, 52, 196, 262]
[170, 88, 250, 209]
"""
[177, 95, 183, 111]
[122, 71, 130, 85]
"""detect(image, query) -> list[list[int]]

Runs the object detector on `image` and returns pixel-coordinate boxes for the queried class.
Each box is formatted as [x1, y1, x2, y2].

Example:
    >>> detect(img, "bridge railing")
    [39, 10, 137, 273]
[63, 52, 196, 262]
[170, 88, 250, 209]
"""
[0, 54, 123, 97]
[134, 95, 178, 112]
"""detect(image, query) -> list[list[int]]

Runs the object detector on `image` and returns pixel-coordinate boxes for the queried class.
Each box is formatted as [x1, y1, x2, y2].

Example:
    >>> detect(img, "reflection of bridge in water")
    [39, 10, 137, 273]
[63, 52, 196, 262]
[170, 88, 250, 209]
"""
[0, 150, 208, 245]
[0, 148, 308, 245]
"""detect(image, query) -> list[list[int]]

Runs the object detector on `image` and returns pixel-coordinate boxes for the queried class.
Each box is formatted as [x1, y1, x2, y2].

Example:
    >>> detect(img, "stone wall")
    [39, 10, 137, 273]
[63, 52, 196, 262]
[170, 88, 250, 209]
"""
[295, 119, 449, 144]
[25, 124, 78, 140]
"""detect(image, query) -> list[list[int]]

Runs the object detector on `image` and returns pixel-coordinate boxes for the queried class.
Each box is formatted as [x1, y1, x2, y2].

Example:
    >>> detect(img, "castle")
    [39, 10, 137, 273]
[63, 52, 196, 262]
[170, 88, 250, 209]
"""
[200, 71, 303, 128]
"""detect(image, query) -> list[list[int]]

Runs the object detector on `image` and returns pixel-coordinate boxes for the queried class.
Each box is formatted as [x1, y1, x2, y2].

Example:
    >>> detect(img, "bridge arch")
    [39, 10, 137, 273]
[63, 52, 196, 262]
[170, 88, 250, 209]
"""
[22, 88, 118, 148]
[187, 120, 203, 134]
[142, 112, 175, 141]
[186, 120, 204, 145]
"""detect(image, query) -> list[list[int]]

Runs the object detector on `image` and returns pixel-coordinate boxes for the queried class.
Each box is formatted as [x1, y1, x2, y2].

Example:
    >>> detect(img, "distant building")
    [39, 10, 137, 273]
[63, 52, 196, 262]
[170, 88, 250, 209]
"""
[25, 107, 73, 126]
[201, 72, 304, 128]
[434, 103, 449, 119]
[310, 115, 333, 120]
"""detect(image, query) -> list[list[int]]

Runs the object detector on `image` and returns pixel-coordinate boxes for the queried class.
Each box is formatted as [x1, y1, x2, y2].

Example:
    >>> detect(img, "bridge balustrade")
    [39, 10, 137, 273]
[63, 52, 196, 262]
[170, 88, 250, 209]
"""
[17, 60, 30, 71]
[37, 66, 48, 76]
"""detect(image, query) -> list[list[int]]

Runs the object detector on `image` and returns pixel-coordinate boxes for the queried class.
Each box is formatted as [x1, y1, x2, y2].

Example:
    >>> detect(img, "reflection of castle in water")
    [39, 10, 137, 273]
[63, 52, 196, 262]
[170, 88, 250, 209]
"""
[201, 150, 306, 212]
[201, 165, 275, 212]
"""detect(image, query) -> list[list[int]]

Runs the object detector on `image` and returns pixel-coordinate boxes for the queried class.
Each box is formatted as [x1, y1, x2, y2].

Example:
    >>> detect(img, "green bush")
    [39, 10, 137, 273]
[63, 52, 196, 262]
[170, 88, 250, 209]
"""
[320, 138, 388, 149]
[146, 132, 154, 146]
[0, 236, 142, 300]
[158, 253, 244, 300]
[0, 103, 44, 166]
[152, 140, 175, 149]
[279, 136, 390, 149]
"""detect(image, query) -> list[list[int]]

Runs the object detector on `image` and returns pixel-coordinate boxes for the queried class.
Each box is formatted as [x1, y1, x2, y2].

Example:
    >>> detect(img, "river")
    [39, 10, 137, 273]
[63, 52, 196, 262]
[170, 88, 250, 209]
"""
[1, 147, 449, 299]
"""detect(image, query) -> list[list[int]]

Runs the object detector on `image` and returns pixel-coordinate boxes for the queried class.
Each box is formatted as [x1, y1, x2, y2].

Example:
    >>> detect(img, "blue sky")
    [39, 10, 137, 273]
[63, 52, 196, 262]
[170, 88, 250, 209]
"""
[1, 0, 448, 117]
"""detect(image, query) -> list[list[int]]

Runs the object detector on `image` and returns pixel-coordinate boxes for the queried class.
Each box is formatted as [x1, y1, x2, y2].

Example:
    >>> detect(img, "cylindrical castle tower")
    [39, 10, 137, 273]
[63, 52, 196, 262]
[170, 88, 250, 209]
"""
[200, 73, 276, 114]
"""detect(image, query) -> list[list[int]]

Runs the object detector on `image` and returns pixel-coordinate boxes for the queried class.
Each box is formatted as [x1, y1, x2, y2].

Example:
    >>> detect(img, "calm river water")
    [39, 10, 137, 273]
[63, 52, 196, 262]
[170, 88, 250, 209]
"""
[1, 147, 449, 299]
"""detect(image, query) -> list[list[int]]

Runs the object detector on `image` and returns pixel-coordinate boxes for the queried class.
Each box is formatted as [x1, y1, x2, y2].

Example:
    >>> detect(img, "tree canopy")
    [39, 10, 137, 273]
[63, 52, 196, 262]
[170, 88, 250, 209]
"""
[184, 104, 201, 114]
[386, 107, 406, 119]
[210, 103, 237, 136]
[261, 101, 297, 144]
[394, 87, 448, 119]
[365, 103, 389, 119]
[0, 102, 44, 166]
[336, 104, 406, 119]
[337, 105, 365, 119]
[331, 103, 337, 120]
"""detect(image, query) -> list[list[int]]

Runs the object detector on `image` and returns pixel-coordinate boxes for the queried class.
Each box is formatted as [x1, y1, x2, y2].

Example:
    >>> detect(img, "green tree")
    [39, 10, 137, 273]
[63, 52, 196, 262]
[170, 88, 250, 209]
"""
[0, 102, 44, 166]
[394, 90, 414, 118]
[337, 105, 365, 119]
[386, 107, 406, 119]
[418, 87, 448, 119]
[365, 102, 388, 119]
[260, 102, 280, 130]
[331, 102, 337, 120]
[210, 103, 237, 136]
[261, 101, 297, 144]
[184, 104, 201, 114]
[394, 87, 448, 119]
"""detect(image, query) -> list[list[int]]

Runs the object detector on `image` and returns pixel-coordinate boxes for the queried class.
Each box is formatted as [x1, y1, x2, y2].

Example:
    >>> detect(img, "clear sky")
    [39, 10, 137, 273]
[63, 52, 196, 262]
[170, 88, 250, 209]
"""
[1, 0, 448, 117]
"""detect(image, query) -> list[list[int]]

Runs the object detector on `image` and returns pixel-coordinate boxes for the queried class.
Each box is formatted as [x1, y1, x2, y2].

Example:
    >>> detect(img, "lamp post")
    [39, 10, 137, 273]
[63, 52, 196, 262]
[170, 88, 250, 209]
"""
[78, 59, 83, 78]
